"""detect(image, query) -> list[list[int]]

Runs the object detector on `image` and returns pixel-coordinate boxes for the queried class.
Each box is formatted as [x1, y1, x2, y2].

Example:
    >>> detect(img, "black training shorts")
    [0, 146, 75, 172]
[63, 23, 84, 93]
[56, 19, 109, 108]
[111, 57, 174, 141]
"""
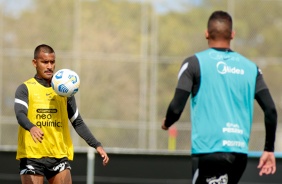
[192, 152, 247, 184]
[19, 157, 71, 180]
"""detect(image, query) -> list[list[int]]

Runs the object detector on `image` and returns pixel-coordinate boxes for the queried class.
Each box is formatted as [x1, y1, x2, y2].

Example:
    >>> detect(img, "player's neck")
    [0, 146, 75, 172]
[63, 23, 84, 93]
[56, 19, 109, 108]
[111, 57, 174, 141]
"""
[35, 75, 52, 87]
[208, 40, 231, 49]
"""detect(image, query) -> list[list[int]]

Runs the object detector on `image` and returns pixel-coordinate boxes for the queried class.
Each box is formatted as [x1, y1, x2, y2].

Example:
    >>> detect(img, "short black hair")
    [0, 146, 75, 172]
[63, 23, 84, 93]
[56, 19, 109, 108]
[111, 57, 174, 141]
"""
[207, 10, 233, 40]
[34, 44, 55, 59]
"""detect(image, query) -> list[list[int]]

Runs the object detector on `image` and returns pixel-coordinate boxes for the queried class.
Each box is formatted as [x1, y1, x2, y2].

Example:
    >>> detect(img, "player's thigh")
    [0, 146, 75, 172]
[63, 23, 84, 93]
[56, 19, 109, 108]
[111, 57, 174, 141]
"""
[192, 153, 233, 184]
[21, 174, 44, 184]
[48, 169, 72, 184]
[228, 154, 247, 184]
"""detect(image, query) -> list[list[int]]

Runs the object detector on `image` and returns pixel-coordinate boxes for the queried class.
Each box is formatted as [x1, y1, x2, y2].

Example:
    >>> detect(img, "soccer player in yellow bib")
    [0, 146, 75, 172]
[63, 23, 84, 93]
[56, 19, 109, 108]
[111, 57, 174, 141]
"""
[14, 44, 109, 184]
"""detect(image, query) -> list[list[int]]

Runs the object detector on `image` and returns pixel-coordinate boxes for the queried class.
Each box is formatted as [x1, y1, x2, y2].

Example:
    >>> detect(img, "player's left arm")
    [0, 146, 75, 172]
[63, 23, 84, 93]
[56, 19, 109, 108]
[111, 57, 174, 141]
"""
[67, 96, 102, 148]
[162, 56, 199, 130]
[162, 89, 190, 130]
[67, 96, 109, 165]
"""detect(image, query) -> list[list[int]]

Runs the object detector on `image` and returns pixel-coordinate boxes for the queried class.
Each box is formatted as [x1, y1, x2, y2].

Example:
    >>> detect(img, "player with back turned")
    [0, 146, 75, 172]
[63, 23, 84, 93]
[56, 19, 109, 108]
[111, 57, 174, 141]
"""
[14, 44, 109, 184]
[162, 11, 277, 184]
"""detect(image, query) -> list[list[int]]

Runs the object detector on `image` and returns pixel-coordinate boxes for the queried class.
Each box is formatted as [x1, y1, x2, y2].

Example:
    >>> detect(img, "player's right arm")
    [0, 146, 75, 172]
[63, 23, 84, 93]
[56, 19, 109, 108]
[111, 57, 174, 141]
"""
[254, 67, 277, 175]
[14, 84, 35, 130]
[254, 67, 277, 152]
[14, 84, 44, 143]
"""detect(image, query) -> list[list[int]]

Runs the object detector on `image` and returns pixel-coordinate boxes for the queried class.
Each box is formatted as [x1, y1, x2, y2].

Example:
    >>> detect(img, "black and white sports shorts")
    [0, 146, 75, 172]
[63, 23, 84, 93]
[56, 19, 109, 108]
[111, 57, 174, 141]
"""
[192, 152, 247, 184]
[19, 157, 71, 180]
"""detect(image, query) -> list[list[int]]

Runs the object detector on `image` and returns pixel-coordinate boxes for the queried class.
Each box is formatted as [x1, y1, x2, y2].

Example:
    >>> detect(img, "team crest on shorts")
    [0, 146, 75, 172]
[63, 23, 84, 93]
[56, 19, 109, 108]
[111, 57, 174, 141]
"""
[206, 174, 228, 184]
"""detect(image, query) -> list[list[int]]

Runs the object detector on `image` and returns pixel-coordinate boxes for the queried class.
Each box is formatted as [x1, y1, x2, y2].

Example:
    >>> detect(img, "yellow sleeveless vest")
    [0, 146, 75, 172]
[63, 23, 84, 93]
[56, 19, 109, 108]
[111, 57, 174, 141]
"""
[16, 78, 74, 160]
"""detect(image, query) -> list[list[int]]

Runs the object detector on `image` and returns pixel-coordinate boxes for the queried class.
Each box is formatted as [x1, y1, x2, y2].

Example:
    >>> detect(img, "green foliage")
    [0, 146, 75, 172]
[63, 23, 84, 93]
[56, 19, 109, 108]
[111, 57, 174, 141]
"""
[233, 0, 282, 57]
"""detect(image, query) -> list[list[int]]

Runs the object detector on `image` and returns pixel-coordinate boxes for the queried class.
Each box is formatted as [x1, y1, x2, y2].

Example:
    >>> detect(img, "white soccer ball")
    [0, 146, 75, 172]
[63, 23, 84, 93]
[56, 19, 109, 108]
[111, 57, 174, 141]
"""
[51, 69, 80, 97]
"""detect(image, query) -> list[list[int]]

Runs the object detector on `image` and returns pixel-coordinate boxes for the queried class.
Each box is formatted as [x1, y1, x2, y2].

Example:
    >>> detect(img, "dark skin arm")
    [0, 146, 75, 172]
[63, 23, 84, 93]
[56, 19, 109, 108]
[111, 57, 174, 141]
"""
[162, 89, 190, 130]
[255, 89, 277, 175]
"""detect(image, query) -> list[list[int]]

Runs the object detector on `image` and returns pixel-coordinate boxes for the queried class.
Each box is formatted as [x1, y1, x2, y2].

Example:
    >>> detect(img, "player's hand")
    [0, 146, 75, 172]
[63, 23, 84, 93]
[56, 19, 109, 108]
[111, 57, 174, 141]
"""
[29, 126, 44, 143]
[96, 146, 109, 166]
[257, 151, 276, 176]
[161, 118, 168, 130]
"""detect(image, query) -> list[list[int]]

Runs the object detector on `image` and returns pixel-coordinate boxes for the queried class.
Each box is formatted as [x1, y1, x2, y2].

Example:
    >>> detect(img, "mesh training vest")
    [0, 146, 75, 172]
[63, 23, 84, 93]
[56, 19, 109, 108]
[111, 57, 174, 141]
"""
[16, 78, 74, 160]
[191, 48, 257, 154]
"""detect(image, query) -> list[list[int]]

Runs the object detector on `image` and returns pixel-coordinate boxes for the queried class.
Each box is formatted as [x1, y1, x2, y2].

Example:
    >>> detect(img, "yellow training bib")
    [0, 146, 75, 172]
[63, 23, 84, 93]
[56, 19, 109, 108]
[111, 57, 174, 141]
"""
[16, 78, 74, 160]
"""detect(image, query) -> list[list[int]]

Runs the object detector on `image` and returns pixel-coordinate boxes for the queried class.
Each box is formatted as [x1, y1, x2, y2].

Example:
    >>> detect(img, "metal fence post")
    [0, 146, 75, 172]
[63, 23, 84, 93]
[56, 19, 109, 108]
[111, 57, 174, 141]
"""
[87, 148, 95, 184]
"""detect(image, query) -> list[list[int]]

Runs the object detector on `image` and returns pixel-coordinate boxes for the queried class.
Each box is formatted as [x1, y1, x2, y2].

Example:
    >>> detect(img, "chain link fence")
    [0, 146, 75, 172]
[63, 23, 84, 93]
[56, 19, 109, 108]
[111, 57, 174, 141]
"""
[0, 0, 281, 153]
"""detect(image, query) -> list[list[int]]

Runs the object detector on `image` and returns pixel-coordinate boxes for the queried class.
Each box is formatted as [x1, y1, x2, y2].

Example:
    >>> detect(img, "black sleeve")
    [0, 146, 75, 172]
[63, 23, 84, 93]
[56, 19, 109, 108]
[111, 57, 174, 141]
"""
[255, 89, 277, 152]
[177, 55, 200, 96]
[254, 67, 277, 151]
[67, 96, 102, 148]
[255, 67, 268, 93]
[164, 89, 190, 128]
[164, 55, 199, 128]
[14, 84, 35, 131]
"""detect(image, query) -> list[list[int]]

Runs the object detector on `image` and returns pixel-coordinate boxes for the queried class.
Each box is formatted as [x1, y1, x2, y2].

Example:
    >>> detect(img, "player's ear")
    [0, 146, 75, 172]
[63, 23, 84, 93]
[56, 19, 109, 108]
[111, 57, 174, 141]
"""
[231, 30, 235, 40]
[32, 59, 37, 68]
[205, 30, 209, 39]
